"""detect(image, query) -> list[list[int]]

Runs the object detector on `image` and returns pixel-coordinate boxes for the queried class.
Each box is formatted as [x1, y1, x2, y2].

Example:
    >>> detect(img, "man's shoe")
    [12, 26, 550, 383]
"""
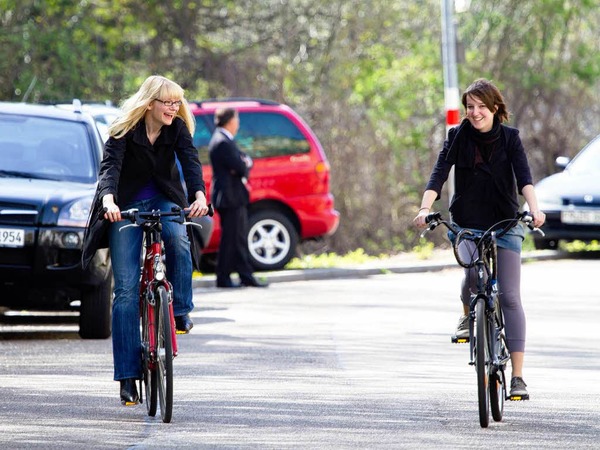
[120, 378, 139, 406]
[454, 314, 469, 339]
[509, 376, 529, 400]
[175, 314, 194, 334]
[240, 277, 269, 288]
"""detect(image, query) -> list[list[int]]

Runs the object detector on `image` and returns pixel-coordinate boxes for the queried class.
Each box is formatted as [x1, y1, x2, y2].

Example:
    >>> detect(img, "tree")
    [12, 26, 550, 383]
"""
[0, 0, 598, 256]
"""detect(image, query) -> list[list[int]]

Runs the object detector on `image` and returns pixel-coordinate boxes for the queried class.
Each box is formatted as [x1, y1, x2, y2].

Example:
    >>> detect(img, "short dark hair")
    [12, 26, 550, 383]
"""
[214, 108, 238, 127]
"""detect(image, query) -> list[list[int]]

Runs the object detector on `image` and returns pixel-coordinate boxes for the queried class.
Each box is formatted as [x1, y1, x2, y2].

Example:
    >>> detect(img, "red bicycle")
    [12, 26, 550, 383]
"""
[120, 205, 213, 423]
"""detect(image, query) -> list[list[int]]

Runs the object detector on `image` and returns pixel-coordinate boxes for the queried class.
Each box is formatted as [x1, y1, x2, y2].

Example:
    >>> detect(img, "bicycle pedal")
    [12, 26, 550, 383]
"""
[121, 400, 139, 406]
[451, 335, 470, 344]
[175, 329, 189, 335]
[508, 394, 530, 401]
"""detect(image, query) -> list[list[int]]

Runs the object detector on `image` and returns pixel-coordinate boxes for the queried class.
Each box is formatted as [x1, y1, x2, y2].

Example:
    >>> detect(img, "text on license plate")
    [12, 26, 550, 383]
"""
[561, 210, 600, 225]
[0, 228, 25, 247]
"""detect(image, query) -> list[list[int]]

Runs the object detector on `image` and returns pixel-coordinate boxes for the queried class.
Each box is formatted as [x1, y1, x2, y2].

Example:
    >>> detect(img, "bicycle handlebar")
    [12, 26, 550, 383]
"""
[423, 211, 544, 237]
[421, 211, 545, 269]
[118, 203, 214, 226]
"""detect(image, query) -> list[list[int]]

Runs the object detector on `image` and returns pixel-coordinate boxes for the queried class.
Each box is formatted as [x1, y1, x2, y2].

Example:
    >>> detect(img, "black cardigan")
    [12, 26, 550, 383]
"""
[425, 121, 533, 230]
[81, 117, 205, 269]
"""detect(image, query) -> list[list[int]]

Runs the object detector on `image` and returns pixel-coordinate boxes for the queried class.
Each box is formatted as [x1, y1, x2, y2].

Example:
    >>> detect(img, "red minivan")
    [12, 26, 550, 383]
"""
[190, 99, 339, 271]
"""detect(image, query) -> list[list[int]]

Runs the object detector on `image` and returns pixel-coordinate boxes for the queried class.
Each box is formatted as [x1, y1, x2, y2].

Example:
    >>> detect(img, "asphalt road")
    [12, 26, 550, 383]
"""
[0, 257, 599, 449]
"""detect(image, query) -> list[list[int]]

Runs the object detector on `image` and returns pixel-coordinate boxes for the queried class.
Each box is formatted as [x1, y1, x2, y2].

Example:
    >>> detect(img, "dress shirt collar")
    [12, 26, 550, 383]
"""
[217, 127, 234, 141]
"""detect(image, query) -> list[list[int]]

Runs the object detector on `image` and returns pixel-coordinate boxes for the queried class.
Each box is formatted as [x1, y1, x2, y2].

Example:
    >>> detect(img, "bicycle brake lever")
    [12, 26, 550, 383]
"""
[532, 227, 545, 237]
[521, 212, 546, 236]
[420, 226, 434, 239]
[183, 221, 203, 229]
[118, 223, 139, 232]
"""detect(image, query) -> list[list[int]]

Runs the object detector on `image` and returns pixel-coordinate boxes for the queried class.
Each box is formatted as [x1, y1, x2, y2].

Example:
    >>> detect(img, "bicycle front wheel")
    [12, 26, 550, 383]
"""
[490, 362, 506, 422]
[475, 298, 490, 428]
[156, 286, 174, 423]
[142, 298, 157, 417]
[490, 301, 507, 422]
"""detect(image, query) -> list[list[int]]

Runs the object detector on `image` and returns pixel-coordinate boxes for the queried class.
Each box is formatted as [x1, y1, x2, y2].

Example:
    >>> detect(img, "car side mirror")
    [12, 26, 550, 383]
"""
[555, 156, 570, 170]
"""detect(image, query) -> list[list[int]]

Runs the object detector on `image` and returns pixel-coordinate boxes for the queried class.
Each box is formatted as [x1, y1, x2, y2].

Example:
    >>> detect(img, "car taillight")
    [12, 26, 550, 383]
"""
[315, 161, 330, 185]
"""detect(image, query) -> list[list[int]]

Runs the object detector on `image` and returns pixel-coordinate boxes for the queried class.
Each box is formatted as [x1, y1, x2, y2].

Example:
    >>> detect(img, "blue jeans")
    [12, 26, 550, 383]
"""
[109, 194, 194, 381]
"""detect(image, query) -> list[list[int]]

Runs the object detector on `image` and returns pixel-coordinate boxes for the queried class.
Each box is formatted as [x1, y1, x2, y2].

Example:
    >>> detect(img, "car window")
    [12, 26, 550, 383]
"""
[0, 114, 96, 183]
[567, 135, 600, 175]
[193, 112, 310, 164]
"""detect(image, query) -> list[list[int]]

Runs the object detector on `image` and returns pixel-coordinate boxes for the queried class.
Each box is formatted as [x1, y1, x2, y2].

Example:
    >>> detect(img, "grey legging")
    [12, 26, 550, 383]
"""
[458, 241, 526, 353]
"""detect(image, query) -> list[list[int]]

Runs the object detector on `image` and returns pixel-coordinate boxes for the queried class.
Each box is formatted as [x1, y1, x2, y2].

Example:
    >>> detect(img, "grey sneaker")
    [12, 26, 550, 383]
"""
[510, 377, 529, 399]
[454, 314, 469, 339]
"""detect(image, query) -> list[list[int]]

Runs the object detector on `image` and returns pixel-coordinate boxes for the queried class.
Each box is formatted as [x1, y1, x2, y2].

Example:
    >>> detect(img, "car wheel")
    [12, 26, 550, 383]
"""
[79, 270, 113, 339]
[247, 210, 298, 271]
[534, 238, 558, 250]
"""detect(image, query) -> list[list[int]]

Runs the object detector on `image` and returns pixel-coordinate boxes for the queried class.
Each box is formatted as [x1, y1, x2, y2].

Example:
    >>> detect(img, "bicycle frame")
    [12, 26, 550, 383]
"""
[463, 231, 506, 373]
[139, 223, 178, 367]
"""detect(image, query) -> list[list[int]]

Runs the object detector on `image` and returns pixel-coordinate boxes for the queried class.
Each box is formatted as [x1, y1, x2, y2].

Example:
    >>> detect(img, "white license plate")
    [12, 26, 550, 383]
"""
[561, 210, 600, 225]
[0, 228, 25, 247]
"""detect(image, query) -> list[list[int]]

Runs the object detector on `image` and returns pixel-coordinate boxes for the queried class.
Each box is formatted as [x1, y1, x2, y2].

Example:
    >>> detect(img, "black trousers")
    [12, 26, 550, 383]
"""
[216, 205, 254, 284]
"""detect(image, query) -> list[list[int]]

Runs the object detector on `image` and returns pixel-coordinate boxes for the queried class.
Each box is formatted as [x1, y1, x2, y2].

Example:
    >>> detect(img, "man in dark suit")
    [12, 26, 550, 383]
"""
[208, 108, 268, 288]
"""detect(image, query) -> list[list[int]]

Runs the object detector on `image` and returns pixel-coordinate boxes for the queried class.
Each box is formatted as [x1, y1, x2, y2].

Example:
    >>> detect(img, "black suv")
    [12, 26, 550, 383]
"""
[0, 101, 112, 338]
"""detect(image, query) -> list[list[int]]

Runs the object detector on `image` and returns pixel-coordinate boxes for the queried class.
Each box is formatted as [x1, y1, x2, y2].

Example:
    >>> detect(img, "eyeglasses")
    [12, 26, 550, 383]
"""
[154, 99, 183, 108]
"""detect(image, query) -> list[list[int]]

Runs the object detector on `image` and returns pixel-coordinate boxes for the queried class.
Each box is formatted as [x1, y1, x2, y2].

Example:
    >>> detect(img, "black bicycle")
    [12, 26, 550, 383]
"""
[421, 211, 544, 428]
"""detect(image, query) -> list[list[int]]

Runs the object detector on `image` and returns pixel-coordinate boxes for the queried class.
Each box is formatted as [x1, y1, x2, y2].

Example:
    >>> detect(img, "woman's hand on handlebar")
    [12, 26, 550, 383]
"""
[102, 195, 121, 222]
[187, 191, 210, 218]
[413, 207, 430, 228]
[530, 210, 546, 228]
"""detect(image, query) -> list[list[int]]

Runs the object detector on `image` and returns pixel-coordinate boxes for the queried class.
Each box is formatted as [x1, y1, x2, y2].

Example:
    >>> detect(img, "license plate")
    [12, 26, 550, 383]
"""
[561, 210, 600, 225]
[0, 228, 25, 247]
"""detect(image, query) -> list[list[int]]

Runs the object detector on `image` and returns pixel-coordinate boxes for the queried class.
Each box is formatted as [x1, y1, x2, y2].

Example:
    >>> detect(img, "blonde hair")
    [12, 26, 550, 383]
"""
[109, 75, 196, 139]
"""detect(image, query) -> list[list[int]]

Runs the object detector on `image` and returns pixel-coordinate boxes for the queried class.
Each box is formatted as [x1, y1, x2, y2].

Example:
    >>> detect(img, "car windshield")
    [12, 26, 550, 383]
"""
[0, 114, 96, 183]
[567, 135, 600, 176]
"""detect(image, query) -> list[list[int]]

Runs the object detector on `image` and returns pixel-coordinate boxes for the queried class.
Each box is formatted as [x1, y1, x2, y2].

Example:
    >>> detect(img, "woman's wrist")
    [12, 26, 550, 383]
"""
[418, 207, 430, 212]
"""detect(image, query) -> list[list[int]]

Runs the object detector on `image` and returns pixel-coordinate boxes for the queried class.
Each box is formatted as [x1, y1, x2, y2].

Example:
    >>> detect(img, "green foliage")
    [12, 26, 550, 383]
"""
[562, 240, 600, 252]
[411, 241, 435, 260]
[0, 0, 598, 257]
[286, 248, 383, 269]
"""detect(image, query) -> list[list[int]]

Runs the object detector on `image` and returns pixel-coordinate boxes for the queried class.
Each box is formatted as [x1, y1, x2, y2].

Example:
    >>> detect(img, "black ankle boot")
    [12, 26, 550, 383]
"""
[120, 378, 139, 405]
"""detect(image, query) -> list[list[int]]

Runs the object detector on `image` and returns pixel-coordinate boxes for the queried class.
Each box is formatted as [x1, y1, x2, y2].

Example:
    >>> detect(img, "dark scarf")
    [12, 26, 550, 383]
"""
[470, 118, 501, 165]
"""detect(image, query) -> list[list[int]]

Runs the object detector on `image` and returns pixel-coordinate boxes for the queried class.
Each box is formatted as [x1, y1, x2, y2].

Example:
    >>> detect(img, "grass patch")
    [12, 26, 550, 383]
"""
[286, 248, 385, 269]
[561, 240, 600, 252]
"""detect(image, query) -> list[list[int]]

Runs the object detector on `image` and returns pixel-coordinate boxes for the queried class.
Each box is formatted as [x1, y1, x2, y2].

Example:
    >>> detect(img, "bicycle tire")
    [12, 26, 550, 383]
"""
[142, 298, 158, 417]
[475, 298, 490, 428]
[156, 285, 174, 423]
[490, 300, 507, 422]
[490, 365, 506, 422]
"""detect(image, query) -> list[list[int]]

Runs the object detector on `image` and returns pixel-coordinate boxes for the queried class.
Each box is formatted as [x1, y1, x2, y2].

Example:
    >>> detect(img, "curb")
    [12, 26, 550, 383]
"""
[192, 249, 567, 289]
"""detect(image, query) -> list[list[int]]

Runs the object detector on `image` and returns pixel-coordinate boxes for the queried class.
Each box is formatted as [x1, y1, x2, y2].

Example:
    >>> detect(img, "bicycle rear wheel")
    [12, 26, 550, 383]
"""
[475, 298, 490, 428]
[142, 299, 157, 417]
[156, 286, 174, 423]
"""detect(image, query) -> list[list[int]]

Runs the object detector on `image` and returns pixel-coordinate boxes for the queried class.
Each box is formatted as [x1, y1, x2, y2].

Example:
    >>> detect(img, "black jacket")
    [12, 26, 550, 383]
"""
[208, 129, 250, 209]
[81, 117, 205, 269]
[425, 120, 533, 230]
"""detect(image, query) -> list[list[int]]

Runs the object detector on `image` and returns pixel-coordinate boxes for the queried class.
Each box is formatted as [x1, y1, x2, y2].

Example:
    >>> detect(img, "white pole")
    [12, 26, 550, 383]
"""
[441, 0, 461, 205]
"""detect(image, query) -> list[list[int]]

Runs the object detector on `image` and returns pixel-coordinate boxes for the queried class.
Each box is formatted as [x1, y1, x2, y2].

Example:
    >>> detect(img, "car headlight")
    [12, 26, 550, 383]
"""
[57, 197, 93, 227]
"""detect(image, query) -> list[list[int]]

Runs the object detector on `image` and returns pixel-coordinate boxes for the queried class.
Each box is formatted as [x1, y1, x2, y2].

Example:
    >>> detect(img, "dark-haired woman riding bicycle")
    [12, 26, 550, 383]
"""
[413, 79, 545, 400]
